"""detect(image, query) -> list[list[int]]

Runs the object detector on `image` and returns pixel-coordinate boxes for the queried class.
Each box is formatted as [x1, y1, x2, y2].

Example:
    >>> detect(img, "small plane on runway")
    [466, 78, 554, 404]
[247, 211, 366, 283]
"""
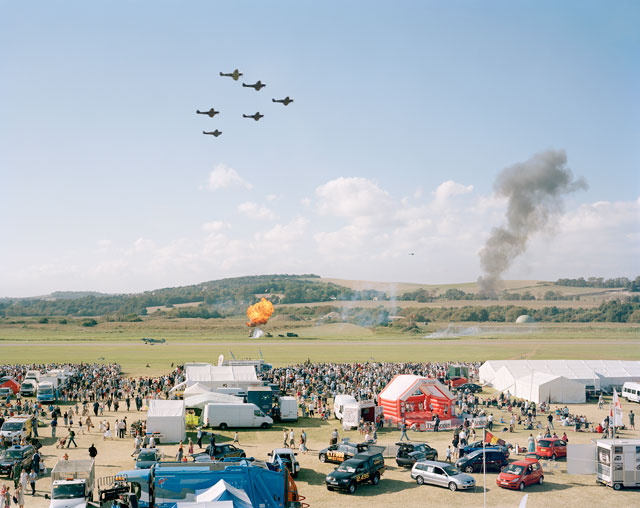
[141, 337, 166, 345]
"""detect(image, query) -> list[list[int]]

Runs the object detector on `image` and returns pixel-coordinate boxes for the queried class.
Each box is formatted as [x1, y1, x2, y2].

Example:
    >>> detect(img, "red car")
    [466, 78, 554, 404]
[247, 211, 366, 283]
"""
[535, 438, 567, 460]
[496, 458, 544, 491]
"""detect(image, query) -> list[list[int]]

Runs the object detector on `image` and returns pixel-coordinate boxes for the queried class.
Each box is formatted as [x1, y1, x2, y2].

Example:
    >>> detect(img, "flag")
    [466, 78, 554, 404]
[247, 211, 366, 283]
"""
[484, 429, 506, 447]
[611, 388, 624, 427]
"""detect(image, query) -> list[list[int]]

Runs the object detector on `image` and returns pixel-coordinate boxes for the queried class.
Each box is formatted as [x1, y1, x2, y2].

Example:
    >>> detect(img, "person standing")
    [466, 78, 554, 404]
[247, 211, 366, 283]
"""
[15, 483, 24, 508]
[28, 470, 37, 496]
[547, 413, 554, 429]
[629, 410, 635, 430]
[399, 421, 408, 441]
[51, 417, 57, 438]
[528, 434, 535, 453]
[233, 432, 239, 445]
[197, 427, 203, 449]
[32, 451, 41, 477]
[445, 445, 452, 462]
[487, 413, 494, 431]
[289, 429, 295, 448]
[283, 429, 288, 447]
[88, 444, 98, 459]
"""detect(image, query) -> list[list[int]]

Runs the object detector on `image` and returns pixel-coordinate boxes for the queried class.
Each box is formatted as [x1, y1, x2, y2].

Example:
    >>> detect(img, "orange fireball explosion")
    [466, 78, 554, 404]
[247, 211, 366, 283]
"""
[246, 298, 274, 327]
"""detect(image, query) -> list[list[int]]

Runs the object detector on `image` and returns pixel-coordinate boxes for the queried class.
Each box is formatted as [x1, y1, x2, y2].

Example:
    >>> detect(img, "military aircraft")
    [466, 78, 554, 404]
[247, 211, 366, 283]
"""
[242, 112, 264, 121]
[220, 69, 242, 81]
[141, 337, 166, 345]
[196, 108, 220, 117]
[202, 130, 223, 137]
[242, 80, 266, 91]
[272, 96, 294, 106]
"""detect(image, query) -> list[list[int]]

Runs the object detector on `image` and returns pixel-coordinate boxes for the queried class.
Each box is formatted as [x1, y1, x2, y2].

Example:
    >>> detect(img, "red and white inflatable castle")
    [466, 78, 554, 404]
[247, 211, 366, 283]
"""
[378, 374, 455, 427]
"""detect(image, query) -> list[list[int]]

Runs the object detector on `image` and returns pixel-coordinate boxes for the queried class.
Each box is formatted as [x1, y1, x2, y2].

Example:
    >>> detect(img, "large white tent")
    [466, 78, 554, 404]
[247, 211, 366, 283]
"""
[480, 360, 640, 392]
[171, 364, 261, 394]
[184, 392, 244, 410]
[146, 399, 186, 443]
[492, 366, 520, 394]
[513, 373, 586, 404]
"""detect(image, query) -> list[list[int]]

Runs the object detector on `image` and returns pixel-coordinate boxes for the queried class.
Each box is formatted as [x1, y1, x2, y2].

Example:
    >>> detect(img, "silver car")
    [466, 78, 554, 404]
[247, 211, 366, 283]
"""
[411, 460, 476, 491]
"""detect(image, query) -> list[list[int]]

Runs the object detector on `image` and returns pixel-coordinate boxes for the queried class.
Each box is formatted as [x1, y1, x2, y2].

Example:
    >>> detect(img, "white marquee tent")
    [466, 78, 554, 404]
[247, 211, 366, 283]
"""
[184, 392, 244, 410]
[146, 399, 186, 443]
[513, 373, 586, 404]
[171, 364, 260, 394]
[480, 360, 640, 392]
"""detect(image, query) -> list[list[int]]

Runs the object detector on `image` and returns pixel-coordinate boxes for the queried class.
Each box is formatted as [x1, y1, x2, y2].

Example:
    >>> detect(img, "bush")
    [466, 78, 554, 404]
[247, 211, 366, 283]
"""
[38, 317, 49, 324]
[81, 319, 98, 327]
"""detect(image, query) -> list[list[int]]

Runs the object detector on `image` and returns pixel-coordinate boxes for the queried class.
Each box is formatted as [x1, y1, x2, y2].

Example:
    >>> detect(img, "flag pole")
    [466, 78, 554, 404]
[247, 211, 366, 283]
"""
[483, 427, 486, 508]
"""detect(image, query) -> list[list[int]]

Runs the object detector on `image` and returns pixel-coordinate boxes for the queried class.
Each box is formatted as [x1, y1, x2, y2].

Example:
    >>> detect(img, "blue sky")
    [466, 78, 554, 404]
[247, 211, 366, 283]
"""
[1, 1, 638, 296]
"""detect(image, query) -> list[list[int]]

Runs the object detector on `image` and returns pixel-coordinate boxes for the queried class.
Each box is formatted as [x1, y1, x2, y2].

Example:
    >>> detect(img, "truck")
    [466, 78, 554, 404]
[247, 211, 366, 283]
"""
[247, 386, 275, 418]
[116, 459, 304, 508]
[278, 396, 299, 422]
[37, 381, 57, 403]
[25, 370, 41, 383]
[20, 380, 38, 397]
[48, 459, 95, 508]
[203, 402, 273, 429]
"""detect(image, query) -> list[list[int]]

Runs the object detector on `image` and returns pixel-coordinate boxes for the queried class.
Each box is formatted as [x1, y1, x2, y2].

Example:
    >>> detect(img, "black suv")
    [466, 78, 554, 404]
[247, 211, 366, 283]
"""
[455, 449, 509, 473]
[325, 451, 385, 494]
[0, 445, 35, 477]
[192, 444, 246, 462]
[396, 441, 438, 467]
[456, 383, 483, 393]
[319, 440, 371, 464]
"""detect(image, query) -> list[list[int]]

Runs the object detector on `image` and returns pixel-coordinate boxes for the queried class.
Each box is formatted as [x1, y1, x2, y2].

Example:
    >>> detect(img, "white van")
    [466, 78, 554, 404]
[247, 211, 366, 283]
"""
[333, 394, 357, 420]
[278, 396, 298, 422]
[203, 403, 273, 429]
[25, 370, 41, 383]
[20, 380, 38, 397]
[0, 417, 32, 441]
[621, 382, 640, 403]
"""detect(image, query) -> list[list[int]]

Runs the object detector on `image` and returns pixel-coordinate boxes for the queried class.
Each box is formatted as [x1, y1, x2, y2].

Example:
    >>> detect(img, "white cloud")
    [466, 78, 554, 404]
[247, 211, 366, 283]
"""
[316, 177, 391, 218]
[433, 180, 474, 205]
[238, 201, 277, 221]
[203, 164, 252, 191]
[202, 221, 231, 232]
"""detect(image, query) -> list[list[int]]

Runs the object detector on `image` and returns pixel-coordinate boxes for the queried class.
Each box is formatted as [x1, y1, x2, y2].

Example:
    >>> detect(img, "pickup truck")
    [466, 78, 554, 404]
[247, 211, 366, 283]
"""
[47, 459, 95, 508]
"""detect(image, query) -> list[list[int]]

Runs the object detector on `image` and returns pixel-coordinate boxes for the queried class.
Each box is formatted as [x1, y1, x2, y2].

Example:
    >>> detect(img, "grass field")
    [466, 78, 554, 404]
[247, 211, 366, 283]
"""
[1, 318, 638, 376]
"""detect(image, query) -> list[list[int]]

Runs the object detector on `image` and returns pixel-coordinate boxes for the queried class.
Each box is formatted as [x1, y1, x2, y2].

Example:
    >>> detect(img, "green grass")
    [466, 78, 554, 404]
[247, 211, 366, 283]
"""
[0, 318, 638, 376]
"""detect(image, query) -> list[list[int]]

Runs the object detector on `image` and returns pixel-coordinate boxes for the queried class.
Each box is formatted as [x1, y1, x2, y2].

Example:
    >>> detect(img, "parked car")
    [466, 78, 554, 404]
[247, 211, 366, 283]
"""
[319, 440, 372, 464]
[0, 445, 35, 477]
[536, 438, 567, 460]
[135, 448, 163, 469]
[462, 441, 510, 458]
[193, 443, 246, 461]
[496, 458, 544, 491]
[411, 460, 476, 491]
[455, 449, 509, 473]
[456, 383, 483, 393]
[396, 441, 438, 467]
[325, 450, 385, 494]
[267, 448, 300, 478]
[0, 388, 12, 398]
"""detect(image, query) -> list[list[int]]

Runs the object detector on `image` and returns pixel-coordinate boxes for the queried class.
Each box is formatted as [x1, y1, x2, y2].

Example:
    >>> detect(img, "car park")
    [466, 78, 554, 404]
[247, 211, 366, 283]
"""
[395, 441, 438, 467]
[536, 438, 567, 460]
[455, 449, 509, 473]
[319, 440, 372, 464]
[0, 445, 35, 477]
[135, 448, 163, 469]
[267, 448, 301, 478]
[496, 458, 544, 490]
[411, 460, 476, 491]
[325, 450, 385, 494]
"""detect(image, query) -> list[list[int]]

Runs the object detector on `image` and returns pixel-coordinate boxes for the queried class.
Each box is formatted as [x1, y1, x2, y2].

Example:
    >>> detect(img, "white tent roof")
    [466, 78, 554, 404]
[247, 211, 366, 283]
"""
[185, 365, 258, 383]
[492, 366, 520, 394]
[195, 479, 252, 506]
[379, 375, 454, 401]
[148, 399, 185, 417]
[184, 383, 214, 396]
[185, 393, 244, 409]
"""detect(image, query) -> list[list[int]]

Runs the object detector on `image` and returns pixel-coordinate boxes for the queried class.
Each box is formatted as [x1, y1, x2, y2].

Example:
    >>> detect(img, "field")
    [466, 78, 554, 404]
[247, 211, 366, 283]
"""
[1, 318, 639, 376]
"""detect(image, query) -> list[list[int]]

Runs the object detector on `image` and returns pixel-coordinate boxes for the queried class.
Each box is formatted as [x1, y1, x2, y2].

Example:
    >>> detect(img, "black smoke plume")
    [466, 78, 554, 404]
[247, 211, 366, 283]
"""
[478, 150, 587, 295]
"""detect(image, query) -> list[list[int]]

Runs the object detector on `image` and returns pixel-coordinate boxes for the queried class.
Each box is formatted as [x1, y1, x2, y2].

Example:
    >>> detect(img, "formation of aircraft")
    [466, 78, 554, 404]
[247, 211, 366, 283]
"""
[196, 108, 219, 117]
[141, 337, 166, 345]
[197, 69, 294, 138]
[242, 112, 264, 121]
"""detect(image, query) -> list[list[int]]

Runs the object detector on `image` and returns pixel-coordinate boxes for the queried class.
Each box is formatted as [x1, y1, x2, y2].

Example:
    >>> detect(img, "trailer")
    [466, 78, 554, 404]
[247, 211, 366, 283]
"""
[567, 438, 640, 491]
[117, 459, 305, 508]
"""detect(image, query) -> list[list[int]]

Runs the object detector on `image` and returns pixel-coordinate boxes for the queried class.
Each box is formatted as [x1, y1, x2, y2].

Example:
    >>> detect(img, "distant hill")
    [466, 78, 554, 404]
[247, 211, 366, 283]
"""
[0, 274, 636, 318]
